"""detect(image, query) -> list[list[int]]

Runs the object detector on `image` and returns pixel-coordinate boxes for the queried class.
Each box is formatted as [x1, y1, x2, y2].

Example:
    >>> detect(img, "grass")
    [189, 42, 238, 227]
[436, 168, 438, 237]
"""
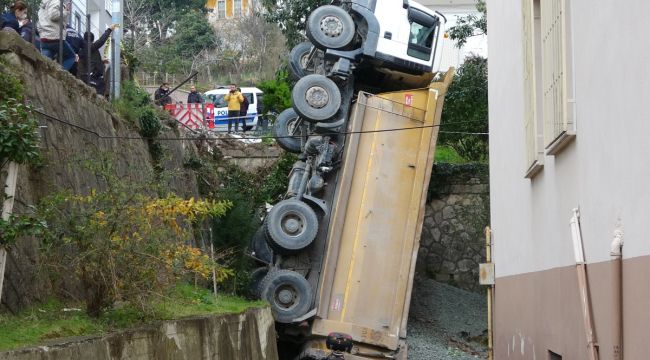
[435, 145, 469, 164]
[0, 284, 264, 352]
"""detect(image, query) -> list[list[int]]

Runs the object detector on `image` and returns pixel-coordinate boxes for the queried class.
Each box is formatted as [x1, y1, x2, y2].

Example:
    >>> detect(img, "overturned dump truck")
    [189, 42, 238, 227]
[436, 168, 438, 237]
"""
[248, 0, 454, 359]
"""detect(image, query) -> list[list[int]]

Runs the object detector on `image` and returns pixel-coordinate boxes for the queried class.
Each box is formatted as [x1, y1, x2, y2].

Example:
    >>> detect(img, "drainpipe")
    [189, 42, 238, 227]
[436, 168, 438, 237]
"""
[569, 208, 599, 360]
[610, 228, 623, 360]
[485, 227, 493, 360]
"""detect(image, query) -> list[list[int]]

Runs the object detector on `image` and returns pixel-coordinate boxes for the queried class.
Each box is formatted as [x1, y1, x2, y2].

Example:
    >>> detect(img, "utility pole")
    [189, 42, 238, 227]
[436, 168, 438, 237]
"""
[110, 0, 123, 99]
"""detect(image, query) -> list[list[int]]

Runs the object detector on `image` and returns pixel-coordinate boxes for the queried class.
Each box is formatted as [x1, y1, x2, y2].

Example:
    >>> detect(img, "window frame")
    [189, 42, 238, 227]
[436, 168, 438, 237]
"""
[217, 0, 226, 19]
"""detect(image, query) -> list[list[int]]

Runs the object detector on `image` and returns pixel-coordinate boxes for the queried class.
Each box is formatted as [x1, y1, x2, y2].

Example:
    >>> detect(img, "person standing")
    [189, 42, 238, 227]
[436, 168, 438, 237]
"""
[154, 82, 172, 107]
[224, 84, 244, 133]
[78, 25, 115, 95]
[238, 88, 250, 133]
[187, 85, 202, 103]
[37, 0, 76, 70]
[1, 1, 27, 33]
[65, 24, 83, 76]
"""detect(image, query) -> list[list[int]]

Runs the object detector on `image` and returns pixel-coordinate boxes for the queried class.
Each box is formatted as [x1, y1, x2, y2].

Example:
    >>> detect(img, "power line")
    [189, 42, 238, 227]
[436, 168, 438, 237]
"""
[34, 108, 488, 142]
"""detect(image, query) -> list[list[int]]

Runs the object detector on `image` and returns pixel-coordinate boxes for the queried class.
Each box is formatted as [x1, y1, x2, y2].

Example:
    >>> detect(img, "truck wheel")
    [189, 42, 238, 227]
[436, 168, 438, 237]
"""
[260, 269, 313, 323]
[265, 199, 318, 254]
[289, 42, 314, 80]
[273, 108, 302, 153]
[250, 226, 273, 264]
[292, 74, 341, 122]
[248, 267, 268, 299]
[306, 5, 355, 50]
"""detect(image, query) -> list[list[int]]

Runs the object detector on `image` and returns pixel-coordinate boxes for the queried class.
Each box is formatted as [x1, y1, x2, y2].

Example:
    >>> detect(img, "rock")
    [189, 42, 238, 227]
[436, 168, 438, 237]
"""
[443, 206, 456, 219]
[458, 259, 475, 272]
[431, 228, 441, 242]
[430, 199, 446, 211]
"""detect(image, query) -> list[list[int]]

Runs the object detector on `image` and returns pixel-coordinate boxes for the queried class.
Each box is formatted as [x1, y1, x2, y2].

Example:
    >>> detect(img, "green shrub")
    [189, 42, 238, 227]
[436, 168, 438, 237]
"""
[0, 69, 24, 100]
[258, 70, 292, 114]
[139, 107, 162, 138]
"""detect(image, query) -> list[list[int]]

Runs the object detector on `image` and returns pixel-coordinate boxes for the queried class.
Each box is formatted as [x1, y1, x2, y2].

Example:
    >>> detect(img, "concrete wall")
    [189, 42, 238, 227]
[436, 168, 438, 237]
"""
[488, 0, 650, 358]
[0, 30, 199, 312]
[0, 307, 279, 360]
[417, 164, 489, 292]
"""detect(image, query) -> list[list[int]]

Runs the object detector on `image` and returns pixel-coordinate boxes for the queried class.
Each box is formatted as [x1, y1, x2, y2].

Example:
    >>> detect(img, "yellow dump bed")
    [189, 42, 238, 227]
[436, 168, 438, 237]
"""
[310, 71, 454, 356]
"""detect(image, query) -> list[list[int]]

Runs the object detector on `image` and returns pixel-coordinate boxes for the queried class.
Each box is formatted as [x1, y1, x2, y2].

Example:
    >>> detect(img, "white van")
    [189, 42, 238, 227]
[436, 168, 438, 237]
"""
[204, 87, 264, 131]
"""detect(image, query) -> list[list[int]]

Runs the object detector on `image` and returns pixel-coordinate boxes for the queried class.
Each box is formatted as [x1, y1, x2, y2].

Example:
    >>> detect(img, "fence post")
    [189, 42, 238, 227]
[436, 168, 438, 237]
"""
[58, 0, 64, 65]
[0, 162, 19, 303]
[85, 14, 91, 85]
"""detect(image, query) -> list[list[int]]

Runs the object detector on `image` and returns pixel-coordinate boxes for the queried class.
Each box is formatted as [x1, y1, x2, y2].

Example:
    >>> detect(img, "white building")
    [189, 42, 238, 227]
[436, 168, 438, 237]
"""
[67, 0, 112, 42]
[421, 0, 487, 68]
[488, 0, 650, 358]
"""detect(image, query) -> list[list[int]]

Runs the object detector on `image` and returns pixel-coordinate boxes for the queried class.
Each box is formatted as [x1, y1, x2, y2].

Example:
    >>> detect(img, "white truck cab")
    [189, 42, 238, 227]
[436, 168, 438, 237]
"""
[285, 0, 447, 128]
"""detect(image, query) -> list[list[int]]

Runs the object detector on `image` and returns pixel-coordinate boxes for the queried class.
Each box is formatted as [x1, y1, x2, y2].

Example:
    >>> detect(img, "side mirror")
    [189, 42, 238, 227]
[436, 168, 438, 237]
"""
[403, 0, 409, 9]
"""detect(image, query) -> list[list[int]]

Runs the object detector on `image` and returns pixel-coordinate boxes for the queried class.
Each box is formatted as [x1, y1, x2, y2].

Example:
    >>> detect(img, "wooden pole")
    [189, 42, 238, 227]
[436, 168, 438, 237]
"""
[209, 227, 217, 298]
[0, 162, 19, 303]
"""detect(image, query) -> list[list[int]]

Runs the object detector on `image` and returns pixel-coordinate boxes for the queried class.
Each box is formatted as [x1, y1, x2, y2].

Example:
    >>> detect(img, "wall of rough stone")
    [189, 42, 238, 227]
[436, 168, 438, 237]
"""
[0, 307, 279, 360]
[0, 31, 200, 312]
[417, 163, 490, 292]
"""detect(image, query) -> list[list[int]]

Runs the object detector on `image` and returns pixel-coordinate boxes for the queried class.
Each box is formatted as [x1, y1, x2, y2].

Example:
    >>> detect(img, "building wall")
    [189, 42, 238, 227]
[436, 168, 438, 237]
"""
[488, 0, 650, 358]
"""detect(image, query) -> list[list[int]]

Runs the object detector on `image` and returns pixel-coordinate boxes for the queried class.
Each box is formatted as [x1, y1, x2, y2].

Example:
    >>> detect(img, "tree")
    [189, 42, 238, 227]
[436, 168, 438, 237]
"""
[448, 0, 487, 48]
[260, 0, 327, 48]
[439, 55, 488, 162]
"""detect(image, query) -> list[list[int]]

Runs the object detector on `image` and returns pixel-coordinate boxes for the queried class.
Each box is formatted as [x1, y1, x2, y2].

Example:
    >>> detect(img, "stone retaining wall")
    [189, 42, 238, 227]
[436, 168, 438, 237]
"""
[417, 163, 490, 292]
[0, 307, 278, 360]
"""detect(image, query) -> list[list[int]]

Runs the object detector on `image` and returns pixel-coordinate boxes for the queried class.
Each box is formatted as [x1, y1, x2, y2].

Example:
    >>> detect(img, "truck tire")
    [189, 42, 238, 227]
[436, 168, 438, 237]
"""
[250, 226, 273, 264]
[265, 199, 318, 254]
[248, 267, 268, 299]
[306, 5, 356, 50]
[292, 74, 341, 122]
[273, 108, 303, 153]
[289, 42, 314, 80]
[260, 269, 313, 323]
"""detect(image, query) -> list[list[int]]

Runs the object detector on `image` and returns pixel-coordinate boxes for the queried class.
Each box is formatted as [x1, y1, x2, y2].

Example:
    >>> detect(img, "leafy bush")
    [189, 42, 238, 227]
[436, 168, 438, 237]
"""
[258, 70, 292, 115]
[139, 107, 162, 138]
[0, 99, 41, 168]
[439, 55, 488, 162]
[38, 159, 233, 317]
[193, 151, 296, 294]
[0, 68, 24, 100]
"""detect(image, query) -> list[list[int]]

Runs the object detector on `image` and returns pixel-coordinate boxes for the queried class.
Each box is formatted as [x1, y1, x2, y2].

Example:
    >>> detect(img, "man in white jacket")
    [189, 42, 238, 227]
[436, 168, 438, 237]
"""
[37, 0, 76, 70]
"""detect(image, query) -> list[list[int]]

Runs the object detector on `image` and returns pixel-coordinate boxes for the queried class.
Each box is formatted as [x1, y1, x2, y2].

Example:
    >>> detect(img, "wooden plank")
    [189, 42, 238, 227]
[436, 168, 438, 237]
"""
[0, 162, 19, 303]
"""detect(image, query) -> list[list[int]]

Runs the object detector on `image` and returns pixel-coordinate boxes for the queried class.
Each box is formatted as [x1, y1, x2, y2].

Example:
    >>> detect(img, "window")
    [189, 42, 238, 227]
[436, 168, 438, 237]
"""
[522, 0, 574, 176]
[522, 0, 544, 177]
[105, 0, 112, 13]
[75, 12, 82, 33]
[541, 0, 575, 154]
[217, 0, 226, 19]
[548, 350, 562, 360]
[406, 7, 439, 61]
[234, 0, 242, 16]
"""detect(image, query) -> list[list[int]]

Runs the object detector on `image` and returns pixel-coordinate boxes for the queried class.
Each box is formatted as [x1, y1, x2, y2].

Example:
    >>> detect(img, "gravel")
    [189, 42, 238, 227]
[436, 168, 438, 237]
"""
[407, 279, 488, 359]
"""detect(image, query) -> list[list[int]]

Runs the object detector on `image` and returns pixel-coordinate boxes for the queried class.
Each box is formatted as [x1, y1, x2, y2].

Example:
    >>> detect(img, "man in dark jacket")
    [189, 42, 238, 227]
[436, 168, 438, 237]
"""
[65, 25, 83, 76]
[187, 85, 202, 104]
[154, 82, 172, 107]
[78, 25, 115, 95]
[238, 88, 250, 133]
